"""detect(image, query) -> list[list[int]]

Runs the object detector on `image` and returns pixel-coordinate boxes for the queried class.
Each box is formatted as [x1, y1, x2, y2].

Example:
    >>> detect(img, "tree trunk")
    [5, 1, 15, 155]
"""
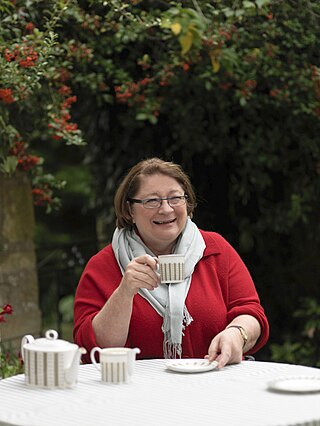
[0, 172, 41, 348]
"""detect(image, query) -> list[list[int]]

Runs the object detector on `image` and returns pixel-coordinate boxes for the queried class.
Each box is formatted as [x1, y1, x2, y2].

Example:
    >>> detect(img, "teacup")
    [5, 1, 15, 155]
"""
[90, 347, 140, 384]
[158, 254, 185, 283]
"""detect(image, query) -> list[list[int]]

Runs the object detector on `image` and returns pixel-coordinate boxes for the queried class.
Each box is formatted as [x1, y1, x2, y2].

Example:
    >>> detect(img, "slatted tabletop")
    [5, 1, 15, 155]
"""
[0, 360, 320, 426]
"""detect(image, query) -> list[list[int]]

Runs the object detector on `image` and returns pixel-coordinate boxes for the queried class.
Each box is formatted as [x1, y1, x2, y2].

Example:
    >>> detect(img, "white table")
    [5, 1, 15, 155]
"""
[0, 360, 320, 426]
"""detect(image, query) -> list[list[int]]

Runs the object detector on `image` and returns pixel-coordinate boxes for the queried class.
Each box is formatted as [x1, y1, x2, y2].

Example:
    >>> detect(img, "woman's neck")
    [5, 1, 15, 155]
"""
[133, 226, 177, 256]
[146, 241, 176, 256]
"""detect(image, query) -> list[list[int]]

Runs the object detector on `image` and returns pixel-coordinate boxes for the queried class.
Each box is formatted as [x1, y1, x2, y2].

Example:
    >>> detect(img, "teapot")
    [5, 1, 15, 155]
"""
[21, 329, 86, 389]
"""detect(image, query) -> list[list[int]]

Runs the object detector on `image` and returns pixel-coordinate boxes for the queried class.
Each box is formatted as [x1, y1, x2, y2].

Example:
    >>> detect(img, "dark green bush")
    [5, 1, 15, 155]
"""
[1, 0, 320, 364]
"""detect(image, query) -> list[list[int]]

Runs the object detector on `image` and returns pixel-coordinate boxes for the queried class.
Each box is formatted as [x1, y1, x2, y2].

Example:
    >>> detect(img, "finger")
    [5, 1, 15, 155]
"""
[128, 257, 157, 277]
[207, 340, 231, 368]
[205, 352, 227, 370]
[135, 270, 159, 289]
[136, 263, 160, 285]
[135, 254, 157, 270]
[207, 333, 233, 367]
[207, 339, 221, 363]
[124, 265, 159, 291]
[208, 351, 220, 362]
[215, 351, 231, 369]
[133, 259, 160, 284]
[215, 337, 233, 367]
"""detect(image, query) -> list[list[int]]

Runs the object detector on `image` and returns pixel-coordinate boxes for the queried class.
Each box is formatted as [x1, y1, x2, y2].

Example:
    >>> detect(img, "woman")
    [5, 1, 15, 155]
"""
[73, 158, 269, 367]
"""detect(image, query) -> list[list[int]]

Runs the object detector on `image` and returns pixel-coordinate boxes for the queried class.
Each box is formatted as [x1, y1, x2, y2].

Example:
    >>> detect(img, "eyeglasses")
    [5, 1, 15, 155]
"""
[127, 195, 188, 209]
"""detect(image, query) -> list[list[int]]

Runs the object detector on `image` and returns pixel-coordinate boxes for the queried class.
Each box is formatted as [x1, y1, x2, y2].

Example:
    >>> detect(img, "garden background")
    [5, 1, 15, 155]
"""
[1, 0, 320, 375]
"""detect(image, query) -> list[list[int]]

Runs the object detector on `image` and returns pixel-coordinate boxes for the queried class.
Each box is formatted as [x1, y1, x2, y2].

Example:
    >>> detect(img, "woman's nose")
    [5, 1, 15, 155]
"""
[158, 199, 174, 212]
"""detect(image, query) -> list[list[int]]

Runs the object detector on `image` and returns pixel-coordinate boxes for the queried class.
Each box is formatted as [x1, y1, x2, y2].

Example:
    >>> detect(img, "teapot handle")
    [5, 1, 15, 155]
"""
[20, 335, 35, 361]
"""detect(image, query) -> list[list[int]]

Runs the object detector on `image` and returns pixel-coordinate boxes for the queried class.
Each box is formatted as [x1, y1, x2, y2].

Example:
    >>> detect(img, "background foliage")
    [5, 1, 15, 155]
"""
[1, 0, 320, 365]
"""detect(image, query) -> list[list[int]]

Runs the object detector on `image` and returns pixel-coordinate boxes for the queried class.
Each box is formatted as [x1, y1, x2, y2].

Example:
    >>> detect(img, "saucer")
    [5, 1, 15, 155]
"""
[165, 359, 218, 373]
[268, 376, 320, 393]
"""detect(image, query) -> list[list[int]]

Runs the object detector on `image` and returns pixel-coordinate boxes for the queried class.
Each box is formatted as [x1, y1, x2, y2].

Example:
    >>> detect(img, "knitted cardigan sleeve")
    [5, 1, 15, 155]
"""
[73, 244, 122, 363]
[200, 230, 269, 355]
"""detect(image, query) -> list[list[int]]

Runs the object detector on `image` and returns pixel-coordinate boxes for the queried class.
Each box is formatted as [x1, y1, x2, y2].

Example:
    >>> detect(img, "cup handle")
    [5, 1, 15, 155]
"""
[128, 348, 141, 375]
[90, 347, 101, 370]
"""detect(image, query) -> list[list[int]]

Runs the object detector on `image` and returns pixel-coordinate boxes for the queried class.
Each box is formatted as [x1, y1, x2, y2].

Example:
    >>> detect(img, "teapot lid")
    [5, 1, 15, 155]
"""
[23, 329, 78, 352]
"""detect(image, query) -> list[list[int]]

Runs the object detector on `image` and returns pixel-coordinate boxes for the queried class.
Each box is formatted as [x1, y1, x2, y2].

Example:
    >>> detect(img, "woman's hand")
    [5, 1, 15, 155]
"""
[119, 254, 160, 297]
[205, 328, 244, 369]
[205, 315, 261, 368]
[93, 254, 160, 348]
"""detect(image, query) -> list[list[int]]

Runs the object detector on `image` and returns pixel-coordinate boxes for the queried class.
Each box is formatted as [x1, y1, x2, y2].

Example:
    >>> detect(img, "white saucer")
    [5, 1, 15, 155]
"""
[268, 376, 320, 393]
[165, 359, 218, 373]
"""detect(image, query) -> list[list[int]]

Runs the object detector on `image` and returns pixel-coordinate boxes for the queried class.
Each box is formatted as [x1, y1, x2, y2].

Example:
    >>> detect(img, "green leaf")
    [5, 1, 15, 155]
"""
[136, 113, 148, 120]
[243, 1, 255, 8]
[240, 97, 247, 106]
[255, 0, 271, 8]
[171, 22, 182, 35]
[0, 156, 18, 175]
[179, 31, 193, 55]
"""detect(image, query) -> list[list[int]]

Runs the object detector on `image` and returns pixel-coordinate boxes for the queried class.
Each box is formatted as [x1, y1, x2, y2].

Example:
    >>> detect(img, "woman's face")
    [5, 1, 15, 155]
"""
[130, 173, 188, 255]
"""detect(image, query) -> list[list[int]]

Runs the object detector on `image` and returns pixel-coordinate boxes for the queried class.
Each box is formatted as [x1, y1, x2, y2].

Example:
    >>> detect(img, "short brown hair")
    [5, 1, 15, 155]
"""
[114, 157, 197, 228]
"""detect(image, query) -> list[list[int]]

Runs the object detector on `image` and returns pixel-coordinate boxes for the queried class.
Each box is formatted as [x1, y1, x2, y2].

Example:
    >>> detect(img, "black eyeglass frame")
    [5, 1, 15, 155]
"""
[127, 194, 189, 209]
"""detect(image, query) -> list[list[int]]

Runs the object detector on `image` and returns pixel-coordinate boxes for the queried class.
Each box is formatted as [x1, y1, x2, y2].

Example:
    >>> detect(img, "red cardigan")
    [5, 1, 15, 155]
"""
[73, 230, 269, 362]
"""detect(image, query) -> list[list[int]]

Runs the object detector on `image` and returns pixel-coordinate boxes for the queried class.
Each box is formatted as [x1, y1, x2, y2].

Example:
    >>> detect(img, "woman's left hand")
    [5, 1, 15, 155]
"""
[205, 328, 244, 369]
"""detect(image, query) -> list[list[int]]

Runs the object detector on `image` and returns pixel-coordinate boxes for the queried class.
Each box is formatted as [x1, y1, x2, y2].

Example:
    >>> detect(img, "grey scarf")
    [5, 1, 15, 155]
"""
[112, 218, 206, 358]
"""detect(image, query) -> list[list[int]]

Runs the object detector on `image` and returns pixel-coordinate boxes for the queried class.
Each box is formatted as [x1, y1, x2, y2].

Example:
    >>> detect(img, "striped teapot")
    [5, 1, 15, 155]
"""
[21, 329, 86, 389]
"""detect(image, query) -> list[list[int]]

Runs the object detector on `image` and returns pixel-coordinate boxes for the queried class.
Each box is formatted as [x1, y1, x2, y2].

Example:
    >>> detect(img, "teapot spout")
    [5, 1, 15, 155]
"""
[65, 347, 87, 386]
[132, 347, 141, 355]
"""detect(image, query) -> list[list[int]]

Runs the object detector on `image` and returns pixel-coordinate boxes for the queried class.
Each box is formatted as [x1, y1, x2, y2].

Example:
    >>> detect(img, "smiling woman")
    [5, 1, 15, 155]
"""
[126, 174, 188, 256]
[73, 158, 269, 367]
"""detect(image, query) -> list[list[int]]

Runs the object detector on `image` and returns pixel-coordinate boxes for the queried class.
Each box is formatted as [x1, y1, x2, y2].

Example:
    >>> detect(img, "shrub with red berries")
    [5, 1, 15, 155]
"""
[0, 0, 85, 211]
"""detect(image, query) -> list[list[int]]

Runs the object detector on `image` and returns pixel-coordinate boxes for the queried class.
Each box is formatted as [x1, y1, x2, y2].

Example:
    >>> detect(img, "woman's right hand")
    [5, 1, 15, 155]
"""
[92, 254, 159, 348]
[119, 254, 160, 297]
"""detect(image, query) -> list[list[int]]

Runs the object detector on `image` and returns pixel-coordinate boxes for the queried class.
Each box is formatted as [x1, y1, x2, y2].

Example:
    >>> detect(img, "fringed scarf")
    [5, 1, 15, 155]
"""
[112, 218, 206, 359]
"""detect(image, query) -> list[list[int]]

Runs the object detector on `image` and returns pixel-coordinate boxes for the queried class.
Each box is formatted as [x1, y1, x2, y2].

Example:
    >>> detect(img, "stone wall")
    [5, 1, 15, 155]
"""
[0, 172, 41, 348]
